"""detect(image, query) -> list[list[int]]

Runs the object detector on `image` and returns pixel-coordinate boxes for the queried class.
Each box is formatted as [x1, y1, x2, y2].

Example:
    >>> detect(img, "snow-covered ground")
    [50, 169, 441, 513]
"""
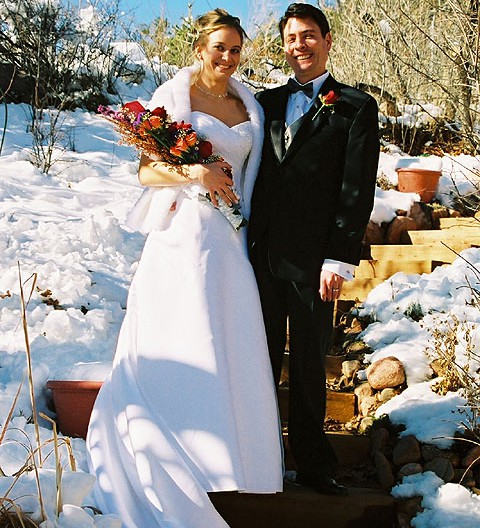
[1, 62, 480, 525]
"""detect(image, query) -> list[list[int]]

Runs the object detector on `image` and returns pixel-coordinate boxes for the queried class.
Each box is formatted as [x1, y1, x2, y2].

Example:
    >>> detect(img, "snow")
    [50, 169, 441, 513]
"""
[1, 59, 480, 528]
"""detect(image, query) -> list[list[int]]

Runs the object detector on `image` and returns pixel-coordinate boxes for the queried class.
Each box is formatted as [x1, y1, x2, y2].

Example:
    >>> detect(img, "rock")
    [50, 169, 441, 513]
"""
[452, 468, 475, 488]
[421, 444, 444, 462]
[424, 457, 454, 482]
[355, 382, 374, 415]
[359, 416, 375, 433]
[343, 339, 372, 356]
[398, 463, 423, 479]
[392, 435, 421, 466]
[363, 220, 384, 246]
[407, 202, 433, 230]
[422, 444, 460, 467]
[461, 445, 480, 469]
[430, 206, 450, 227]
[343, 317, 364, 335]
[355, 381, 374, 400]
[342, 359, 362, 380]
[359, 395, 378, 417]
[385, 216, 418, 244]
[473, 465, 480, 488]
[366, 356, 406, 390]
[378, 388, 398, 403]
[396, 497, 423, 528]
[370, 427, 391, 456]
[374, 451, 396, 488]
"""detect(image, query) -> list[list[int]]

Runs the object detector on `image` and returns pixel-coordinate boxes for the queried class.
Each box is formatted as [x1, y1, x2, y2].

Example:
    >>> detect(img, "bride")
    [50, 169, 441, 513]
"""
[86, 8, 283, 527]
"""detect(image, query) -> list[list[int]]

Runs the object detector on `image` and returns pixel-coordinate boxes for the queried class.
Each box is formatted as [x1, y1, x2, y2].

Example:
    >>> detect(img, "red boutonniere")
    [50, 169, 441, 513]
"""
[312, 90, 340, 121]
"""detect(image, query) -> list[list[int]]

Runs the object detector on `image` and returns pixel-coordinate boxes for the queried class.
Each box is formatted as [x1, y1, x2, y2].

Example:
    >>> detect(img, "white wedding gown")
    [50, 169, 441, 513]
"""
[86, 112, 283, 528]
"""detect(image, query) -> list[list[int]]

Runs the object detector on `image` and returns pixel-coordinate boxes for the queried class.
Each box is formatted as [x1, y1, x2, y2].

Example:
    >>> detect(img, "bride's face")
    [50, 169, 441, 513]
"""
[196, 27, 242, 83]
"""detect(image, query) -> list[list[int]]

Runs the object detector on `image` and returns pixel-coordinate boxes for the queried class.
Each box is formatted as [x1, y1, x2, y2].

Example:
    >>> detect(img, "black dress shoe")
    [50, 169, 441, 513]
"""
[296, 474, 348, 496]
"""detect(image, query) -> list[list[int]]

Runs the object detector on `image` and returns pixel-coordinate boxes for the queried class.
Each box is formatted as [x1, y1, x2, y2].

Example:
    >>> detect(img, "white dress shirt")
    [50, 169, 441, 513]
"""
[285, 71, 355, 282]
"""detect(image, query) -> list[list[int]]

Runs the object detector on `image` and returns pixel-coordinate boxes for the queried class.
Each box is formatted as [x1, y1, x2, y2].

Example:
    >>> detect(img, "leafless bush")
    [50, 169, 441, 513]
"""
[329, 0, 479, 154]
[427, 265, 480, 436]
[0, 0, 140, 172]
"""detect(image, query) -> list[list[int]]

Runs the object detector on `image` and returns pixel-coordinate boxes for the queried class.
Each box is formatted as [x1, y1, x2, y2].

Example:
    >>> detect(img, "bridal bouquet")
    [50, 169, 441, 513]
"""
[98, 101, 246, 230]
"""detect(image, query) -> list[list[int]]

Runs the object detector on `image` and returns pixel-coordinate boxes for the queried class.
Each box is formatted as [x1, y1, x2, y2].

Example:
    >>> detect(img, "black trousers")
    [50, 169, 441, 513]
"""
[251, 243, 338, 479]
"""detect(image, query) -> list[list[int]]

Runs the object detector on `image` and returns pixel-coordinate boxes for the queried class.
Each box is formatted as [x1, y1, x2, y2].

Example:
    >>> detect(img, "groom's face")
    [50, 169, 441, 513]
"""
[283, 16, 332, 84]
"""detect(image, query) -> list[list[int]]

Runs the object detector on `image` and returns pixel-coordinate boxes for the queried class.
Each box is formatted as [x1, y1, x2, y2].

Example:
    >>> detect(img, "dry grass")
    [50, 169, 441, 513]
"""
[0, 265, 80, 526]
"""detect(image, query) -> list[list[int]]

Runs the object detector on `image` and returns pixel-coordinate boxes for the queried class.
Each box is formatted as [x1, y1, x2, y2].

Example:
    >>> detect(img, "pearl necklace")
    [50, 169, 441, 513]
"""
[194, 80, 229, 99]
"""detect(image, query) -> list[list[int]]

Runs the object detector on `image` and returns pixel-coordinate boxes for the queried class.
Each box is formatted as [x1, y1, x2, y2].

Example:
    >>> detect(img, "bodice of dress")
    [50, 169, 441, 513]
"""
[189, 111, 253, 197]
[126, 112, 253, 234]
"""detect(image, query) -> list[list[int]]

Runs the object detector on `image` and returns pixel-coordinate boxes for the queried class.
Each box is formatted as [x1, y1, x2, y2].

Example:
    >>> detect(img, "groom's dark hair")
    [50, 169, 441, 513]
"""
[279, 3, 330, 41]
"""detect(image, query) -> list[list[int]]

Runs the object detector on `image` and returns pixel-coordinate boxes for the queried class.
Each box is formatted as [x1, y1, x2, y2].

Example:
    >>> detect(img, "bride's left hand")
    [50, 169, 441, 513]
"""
[193, 161, 238, 206]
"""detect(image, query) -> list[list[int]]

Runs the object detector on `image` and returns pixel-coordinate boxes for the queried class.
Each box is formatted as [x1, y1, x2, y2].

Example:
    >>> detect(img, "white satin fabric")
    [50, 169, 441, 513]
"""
[86, 112, 283, 528]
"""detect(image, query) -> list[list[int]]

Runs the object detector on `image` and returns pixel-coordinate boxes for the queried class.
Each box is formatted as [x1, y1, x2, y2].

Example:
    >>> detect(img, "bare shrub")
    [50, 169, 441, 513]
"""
[329, 0, 479, 154]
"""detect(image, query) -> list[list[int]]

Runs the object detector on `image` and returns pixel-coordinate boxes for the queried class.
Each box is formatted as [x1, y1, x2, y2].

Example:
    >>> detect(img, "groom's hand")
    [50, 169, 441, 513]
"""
[319, 270, 344, 302]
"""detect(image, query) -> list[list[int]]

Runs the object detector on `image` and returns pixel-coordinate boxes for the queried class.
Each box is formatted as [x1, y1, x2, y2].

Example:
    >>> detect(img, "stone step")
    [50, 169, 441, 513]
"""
[210, 484, 396, 528]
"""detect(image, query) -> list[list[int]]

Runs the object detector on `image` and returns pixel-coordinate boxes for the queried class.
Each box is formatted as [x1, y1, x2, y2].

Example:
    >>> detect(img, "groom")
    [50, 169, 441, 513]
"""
[248, 3, 379, 495]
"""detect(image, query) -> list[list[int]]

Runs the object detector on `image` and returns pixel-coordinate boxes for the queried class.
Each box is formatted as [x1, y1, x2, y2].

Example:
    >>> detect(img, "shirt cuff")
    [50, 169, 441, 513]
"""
[322, 259, 355, 281]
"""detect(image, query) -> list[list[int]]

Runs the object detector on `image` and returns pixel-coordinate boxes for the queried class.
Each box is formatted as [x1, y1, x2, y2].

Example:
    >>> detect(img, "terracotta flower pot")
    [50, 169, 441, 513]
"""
[46, 380, 103, 439]
[396, 168, 441, 203]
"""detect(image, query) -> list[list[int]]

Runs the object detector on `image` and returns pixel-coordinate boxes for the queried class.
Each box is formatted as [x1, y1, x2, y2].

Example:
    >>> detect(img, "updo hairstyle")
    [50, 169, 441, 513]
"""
[193, 8, 247, 49]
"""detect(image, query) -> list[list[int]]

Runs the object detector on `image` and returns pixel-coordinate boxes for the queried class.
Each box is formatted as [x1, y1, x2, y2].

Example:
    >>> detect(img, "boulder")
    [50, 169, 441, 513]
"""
[366, 356, 406, 390]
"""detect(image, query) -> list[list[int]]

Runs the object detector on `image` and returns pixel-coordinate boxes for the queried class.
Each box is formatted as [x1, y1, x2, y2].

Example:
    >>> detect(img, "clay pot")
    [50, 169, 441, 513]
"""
[396, 168, 441, 203]
[46, 380, 103, 439]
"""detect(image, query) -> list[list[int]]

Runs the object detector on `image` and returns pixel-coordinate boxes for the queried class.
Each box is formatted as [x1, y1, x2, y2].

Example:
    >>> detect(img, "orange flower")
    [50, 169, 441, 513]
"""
[142, 116, 162, 130]
[185, 132, 197, 147]
[170, 138, 190, 157]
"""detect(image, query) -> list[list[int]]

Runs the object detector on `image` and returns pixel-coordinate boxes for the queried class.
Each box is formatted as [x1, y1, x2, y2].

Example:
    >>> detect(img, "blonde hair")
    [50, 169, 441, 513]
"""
[193, 8, 247, 49]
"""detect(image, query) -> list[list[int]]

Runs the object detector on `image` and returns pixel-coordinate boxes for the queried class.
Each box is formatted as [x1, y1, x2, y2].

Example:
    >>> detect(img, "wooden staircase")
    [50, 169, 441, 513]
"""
[211, 481, 395, 528]
[211, 373, 397, 528]
[340, 216, 480, 302]
[212, 217, 480, 527]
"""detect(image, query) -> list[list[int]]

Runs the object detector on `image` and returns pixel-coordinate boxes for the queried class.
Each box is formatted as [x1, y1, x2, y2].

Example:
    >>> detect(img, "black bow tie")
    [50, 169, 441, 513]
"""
[287, 78, 314, 98]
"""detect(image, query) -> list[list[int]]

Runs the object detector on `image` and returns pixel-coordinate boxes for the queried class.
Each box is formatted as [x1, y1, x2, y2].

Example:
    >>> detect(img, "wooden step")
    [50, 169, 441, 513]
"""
[281, 430, 371, 472]
[369, 243, 461, 263]
[406, 229, 480, 246]
[278, 387, 356, 425]
[340, 278, 383, 301]
[210, 484, 396, 528]
[354, 258, 435, 279]
[439, 217, 480, 229]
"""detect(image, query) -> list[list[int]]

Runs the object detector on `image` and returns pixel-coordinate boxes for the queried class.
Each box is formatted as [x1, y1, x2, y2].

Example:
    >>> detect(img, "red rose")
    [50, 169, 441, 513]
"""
[198, 140, 213, 159]
[123, 101, 146, 115]
[151, 106, 167, 119]
[321, 90, 340, 106]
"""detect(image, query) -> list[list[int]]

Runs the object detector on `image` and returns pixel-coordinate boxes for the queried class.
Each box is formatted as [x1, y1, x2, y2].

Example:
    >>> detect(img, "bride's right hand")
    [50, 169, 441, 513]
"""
[192, 161, 238, 207]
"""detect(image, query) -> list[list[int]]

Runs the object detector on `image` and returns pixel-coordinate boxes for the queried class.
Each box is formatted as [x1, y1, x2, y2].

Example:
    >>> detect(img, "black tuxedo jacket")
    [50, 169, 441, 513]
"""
[248, 74, 380, 287]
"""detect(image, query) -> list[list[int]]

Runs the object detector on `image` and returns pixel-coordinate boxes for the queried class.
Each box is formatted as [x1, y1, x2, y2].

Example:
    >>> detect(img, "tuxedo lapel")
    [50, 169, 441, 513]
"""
[266, 87, 289, 163]
[284, 75, 341, 160]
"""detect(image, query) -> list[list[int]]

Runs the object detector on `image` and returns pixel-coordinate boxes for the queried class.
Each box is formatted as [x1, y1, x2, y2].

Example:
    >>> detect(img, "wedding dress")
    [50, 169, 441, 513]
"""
[86, 110, 284, 527]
